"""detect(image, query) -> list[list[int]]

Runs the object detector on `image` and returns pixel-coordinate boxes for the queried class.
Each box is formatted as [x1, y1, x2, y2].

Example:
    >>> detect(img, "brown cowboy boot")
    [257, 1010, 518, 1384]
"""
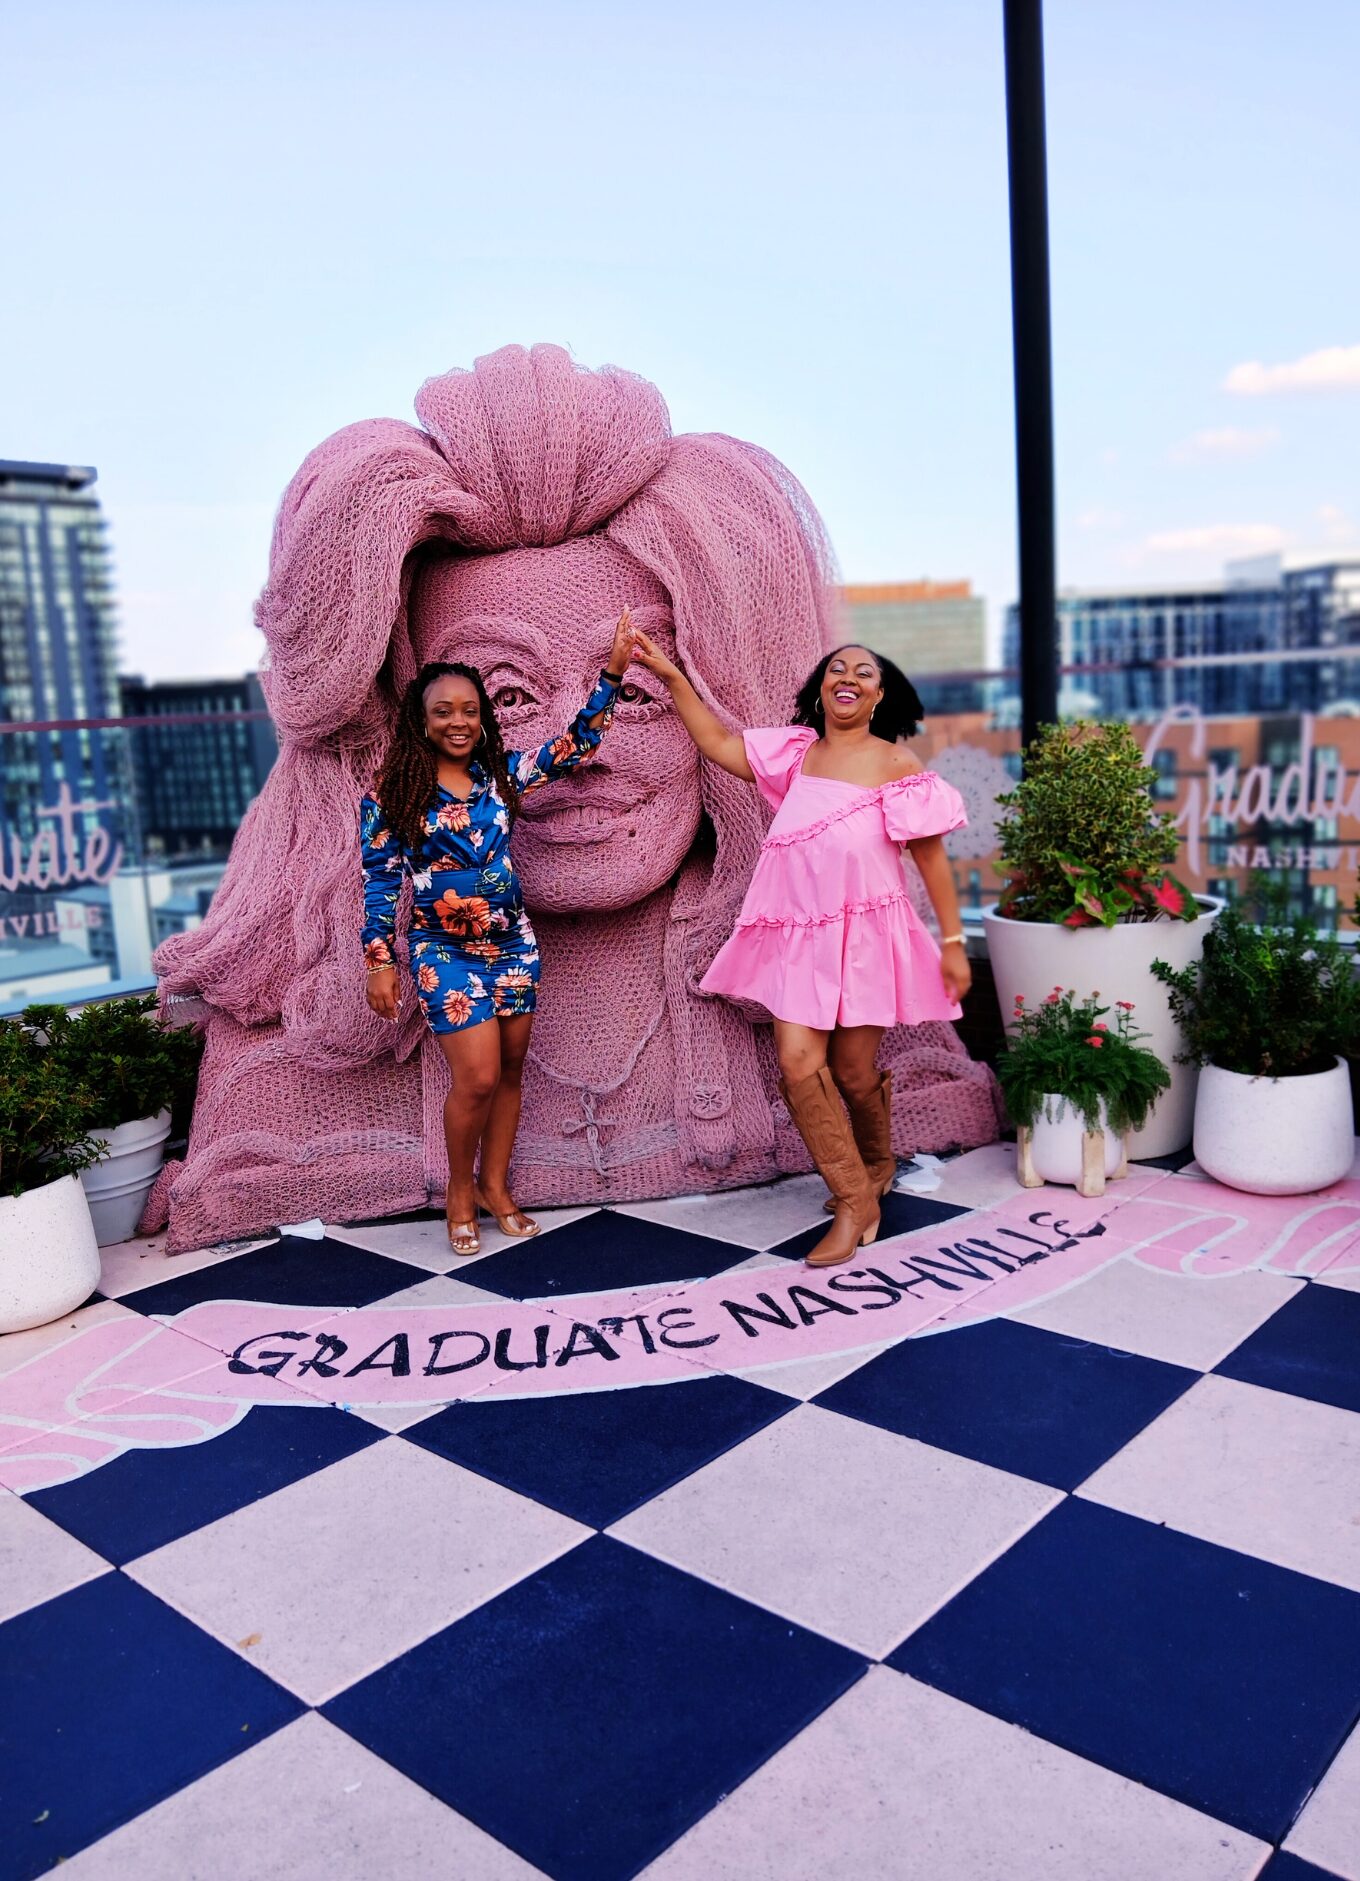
[781, 1066, 880, 1267]
[824, 1071, 897, 1212]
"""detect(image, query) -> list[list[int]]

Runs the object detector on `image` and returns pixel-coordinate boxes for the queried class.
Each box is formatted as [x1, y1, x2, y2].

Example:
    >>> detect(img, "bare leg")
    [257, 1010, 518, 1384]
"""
[436, 1020, 501, 1247]
[475, 1013, 536, 1232]
[773, 1020, 831, 1086]
[826, 1025, 887, 1109]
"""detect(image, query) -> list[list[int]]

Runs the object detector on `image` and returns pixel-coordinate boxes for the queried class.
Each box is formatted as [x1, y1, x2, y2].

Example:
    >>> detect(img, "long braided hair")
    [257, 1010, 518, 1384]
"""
[374, 661, 521, 850]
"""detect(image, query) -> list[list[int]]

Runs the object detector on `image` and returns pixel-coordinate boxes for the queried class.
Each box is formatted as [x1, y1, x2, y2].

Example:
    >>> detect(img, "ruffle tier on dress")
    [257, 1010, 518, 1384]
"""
[700, 725, 968, 1031]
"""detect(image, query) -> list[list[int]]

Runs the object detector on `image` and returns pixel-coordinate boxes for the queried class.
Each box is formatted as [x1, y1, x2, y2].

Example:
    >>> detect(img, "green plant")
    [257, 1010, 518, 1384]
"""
[1152, 899, 1360, 1078]
[29, 995, 204, 1134]
[995, 986, 1171, 1135]
[0, 1014, 106, 1201]
[996, 720, 1197, 927]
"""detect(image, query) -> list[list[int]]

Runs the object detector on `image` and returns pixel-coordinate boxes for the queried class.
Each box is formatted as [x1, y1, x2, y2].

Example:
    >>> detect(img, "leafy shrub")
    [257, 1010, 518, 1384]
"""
[996, 986, 1171, 1135]
[29, 995, 204, 1134]
[0, 1014, 106, 1201]
[1152, 900, 1360, 1078]
[996, 720, 1197, 927]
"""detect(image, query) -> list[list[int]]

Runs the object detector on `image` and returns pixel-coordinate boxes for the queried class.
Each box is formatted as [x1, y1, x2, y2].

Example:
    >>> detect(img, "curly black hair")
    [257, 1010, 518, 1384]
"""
[792, 645, 924, 743]
[374, 661, 521, 851]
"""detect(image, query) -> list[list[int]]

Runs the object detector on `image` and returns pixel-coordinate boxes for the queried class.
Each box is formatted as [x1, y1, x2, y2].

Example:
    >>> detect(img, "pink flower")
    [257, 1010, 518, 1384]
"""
[1086, 1035, 1105, 1047]
[1116, 1000, 1134, 1010]
[1045, 992, 1061, 1005]
[1093, 1021, 1108, 1031]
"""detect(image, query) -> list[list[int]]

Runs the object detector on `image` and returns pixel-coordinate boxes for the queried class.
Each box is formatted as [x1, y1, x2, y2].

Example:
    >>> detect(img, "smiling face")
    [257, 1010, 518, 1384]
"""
[423, 672, 482, 760]
[409, 536, 703, 912]
[820, 645, 884, 732]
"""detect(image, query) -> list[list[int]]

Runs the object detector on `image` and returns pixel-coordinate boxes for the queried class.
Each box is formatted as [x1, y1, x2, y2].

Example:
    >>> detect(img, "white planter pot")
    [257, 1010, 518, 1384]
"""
[1027, 1095, 1123, 1187]
[0, 1174, 102, 1334]
[80, 1109, 172, 1247]
[1193, 1057, 1354, 1195]
[984, 899, 1220, 1159]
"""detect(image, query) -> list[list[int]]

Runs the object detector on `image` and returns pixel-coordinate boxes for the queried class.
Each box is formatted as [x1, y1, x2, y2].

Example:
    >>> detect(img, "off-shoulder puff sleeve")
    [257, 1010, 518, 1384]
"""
[742, 726, 818, 811]
[882, 770, 968, 844]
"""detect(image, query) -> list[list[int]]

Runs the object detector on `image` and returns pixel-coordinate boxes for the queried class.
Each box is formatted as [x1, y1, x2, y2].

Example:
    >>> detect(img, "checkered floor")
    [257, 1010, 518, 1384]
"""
[3, 1145, 1359, 1880]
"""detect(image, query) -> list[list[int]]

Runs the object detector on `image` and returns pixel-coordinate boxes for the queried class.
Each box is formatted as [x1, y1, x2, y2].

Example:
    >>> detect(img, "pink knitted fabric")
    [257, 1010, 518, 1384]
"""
[153, 345, 1001, 1250]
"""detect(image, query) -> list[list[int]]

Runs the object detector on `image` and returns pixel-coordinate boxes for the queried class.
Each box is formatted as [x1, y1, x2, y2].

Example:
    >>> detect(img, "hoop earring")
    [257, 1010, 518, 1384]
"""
[813, 698, 824, 717]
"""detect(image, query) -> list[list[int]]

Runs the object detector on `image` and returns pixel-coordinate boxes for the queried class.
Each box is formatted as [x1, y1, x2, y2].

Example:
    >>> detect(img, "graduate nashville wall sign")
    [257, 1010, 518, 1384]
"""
[3, 1170, 1357, 1495]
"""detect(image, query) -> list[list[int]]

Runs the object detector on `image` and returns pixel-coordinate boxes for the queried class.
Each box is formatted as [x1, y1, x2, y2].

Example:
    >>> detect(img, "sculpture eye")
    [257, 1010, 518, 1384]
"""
[619, 682, 653, 705]
[493, 684, 537, 710]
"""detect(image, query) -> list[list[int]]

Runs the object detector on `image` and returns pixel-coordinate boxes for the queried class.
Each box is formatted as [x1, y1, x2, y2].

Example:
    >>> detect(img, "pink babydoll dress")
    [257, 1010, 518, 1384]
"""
[700, 726, 969, 1029]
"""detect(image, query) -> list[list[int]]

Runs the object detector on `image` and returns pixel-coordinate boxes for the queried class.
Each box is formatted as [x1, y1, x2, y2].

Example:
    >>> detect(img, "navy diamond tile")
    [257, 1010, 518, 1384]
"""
[1215, 1281, 1360, 1415]
[126, 1233, 427, 1318]
[0, 1573, 302, 1880]
[28, 1405, 383, 1565]
[324, 1534, 864, 1880]
[814, 1316, 1197, 1489]
[405, 1372, 794, 1527]
[889, 1498, 1360, 1843]
[465, 1210, 749, 1299]
[1259, 1854, 1352, 1881]
[767, 1189, 971, 1262]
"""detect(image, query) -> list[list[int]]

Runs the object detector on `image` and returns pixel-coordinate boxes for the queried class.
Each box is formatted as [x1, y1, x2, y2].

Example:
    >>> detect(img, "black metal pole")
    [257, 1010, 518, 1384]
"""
[1004, 0, 1059, 750]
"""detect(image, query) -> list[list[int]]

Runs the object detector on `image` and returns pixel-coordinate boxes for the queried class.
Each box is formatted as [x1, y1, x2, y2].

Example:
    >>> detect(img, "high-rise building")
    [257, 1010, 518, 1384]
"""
[1000, 556, 1360, 722]
[0, 459, 122, 840]
[118, 673, 277, 857]
[839, 580, 988, 715]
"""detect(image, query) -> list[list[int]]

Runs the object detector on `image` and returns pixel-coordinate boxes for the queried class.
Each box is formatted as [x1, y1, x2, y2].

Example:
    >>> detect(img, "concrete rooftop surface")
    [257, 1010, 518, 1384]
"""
[2, 1142, 1358, 1881]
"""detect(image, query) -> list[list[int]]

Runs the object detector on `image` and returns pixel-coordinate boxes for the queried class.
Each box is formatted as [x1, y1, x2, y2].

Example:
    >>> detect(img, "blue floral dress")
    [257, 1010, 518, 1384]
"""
[360, 673, 620, 1033]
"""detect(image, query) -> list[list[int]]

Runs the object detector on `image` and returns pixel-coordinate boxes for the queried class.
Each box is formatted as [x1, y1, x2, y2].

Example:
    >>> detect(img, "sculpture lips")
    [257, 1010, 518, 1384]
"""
[523, 800, 642, 843]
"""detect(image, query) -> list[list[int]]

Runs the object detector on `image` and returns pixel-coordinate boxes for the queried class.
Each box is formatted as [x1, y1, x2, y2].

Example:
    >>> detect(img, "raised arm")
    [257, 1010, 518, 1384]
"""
[629, 629, 754, 780]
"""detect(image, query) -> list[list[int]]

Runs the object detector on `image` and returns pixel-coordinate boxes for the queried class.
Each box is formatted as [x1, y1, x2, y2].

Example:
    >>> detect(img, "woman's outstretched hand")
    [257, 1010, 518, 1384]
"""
[606, 607, 636, 678]
[629, 627, 682, 687]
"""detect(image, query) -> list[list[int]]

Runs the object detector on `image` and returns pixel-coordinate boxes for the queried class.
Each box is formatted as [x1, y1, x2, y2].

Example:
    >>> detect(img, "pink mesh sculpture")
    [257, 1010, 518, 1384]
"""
[152, 345, 1002, 1250]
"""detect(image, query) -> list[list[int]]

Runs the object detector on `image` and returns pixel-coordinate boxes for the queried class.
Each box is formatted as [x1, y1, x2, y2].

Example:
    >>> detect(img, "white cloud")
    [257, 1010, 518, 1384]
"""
[1320, 503, 1358, 545]
[1223, 344, 1360, 395]
[1169, 426, 1278, 462]
[1144, 523, 1288, 556]
[1076, 506, 1124, 530]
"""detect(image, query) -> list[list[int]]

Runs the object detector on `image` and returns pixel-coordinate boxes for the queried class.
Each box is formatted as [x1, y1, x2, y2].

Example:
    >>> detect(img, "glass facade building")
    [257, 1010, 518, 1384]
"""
[1000, 556, 1360, 723]
[119, 673, 278, 858]
[0, 459, 123, 840]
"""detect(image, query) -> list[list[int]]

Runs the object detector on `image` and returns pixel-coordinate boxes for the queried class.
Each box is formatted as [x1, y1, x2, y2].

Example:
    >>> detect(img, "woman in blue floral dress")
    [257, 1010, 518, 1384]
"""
[361, 609, 636, 1253]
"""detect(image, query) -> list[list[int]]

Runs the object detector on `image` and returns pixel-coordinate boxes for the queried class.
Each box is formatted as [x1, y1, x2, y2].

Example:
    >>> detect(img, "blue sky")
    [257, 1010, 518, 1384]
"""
[4, 0, 1356, 678]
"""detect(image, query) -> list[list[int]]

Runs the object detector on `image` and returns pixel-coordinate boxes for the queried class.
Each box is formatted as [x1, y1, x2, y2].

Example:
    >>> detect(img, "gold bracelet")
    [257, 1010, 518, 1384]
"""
[366, 962, 395, 974]
[940, 932, 966, 946]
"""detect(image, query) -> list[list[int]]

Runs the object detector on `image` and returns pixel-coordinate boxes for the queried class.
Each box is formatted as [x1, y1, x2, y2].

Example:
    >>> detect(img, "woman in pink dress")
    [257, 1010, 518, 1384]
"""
[630, 634, 972, 1267]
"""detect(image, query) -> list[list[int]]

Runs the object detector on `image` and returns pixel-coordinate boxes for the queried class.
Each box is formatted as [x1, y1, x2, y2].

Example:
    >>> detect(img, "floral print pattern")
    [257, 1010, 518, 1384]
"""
[359, 673, 619, 1033]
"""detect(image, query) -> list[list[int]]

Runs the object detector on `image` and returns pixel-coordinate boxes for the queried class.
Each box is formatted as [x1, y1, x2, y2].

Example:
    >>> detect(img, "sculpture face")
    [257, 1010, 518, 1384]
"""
[410, 535, 704, 913]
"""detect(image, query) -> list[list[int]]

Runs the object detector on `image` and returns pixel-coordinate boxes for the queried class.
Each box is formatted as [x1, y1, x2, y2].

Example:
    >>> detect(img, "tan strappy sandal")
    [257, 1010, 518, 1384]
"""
[474, 1186, 541, 1240]
[446, 1215, 482, 1257]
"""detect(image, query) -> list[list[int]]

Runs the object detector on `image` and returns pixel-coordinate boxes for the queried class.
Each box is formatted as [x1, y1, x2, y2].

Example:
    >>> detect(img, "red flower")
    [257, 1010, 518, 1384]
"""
[1152, 876, 1186, 916]
[1045, 992, 1061, 1005]
[432, 892, 493, 938]
[1116, 1000, 1135, 1010]
[1093, 1021, 1108, 1031]
[1062, 910, 1097, 928]
[1086, 1035, 1105, 1047]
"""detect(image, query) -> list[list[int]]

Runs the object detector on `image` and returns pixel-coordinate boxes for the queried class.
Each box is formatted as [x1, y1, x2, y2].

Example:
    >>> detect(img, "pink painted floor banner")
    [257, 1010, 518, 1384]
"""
[2, 1165, 1358, 1495]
